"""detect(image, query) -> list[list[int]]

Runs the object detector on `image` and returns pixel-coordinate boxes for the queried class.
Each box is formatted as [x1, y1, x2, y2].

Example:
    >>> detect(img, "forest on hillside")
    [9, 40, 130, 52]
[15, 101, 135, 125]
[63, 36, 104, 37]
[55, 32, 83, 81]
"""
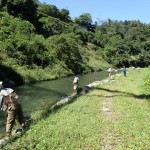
[0, 0, 149, 85]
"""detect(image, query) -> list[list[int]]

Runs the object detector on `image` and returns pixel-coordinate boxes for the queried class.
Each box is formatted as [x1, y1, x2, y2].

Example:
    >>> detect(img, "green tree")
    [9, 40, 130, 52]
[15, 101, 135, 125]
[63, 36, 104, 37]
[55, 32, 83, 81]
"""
[75, 13, 92, 27]
[0, 12, 35, 52]
[0, 0, 37, 23]
[45, 33, 85, 73]
[60, 9, 70, 21]
[37, 4, 59, 18]
[28, 35, 49, 67]
[39, 16, 69, 37]
[37, 4, 70, 22]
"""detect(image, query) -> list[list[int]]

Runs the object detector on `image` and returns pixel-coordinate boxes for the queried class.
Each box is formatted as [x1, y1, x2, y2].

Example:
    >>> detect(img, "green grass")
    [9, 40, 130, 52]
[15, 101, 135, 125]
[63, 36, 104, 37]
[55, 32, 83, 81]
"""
[5, 94, 104, 150]
[98, 68, 150, 149]
[87, 49, 110, 72]
[3, 68, 150, 150]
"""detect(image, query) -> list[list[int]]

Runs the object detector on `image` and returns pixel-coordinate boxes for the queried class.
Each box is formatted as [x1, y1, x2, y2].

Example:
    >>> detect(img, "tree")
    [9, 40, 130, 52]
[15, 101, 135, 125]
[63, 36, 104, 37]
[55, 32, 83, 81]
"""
[45, 33, 84, 73]
[60, 9, 70, 21]
[0, 0, 37, 23]
[37, 4, 70, 22]
[37, 4, 59, 18]
[74, 13, 92, 27]
[39, 16, 69, 37]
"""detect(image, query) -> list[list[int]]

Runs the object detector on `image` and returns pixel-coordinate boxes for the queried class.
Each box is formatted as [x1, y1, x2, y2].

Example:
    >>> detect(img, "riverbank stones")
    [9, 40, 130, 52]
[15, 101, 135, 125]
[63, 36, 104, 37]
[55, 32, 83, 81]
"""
[0, 138, 7, 147]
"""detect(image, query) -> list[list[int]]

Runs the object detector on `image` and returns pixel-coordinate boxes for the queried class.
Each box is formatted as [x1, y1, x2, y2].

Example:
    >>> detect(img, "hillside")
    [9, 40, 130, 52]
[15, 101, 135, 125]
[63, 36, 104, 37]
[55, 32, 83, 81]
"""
[0, 10, 109, 85]
[0, 1, 150, 85]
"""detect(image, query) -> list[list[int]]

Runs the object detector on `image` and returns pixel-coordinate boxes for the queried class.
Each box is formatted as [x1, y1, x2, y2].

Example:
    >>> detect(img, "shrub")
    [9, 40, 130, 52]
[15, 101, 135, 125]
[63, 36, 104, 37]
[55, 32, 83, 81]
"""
[145, 77, 150, 90]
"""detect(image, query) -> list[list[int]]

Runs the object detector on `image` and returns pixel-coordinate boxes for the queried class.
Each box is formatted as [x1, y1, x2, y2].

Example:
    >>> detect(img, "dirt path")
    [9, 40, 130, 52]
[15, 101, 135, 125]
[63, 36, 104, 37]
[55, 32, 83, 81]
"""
[101, 92, 120, 149]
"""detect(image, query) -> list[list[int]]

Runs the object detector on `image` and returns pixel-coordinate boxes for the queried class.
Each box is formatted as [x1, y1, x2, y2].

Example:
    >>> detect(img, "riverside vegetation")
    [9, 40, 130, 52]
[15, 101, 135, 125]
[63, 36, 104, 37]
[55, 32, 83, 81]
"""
[3, 68, 150, 149]
[0, 1, 150, 85]
[0, 1, 150, 148]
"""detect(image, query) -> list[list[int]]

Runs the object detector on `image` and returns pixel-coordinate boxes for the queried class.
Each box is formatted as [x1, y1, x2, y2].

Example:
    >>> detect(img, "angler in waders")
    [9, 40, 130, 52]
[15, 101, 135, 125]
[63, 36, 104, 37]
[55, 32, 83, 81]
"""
[0, 81, 25, 138]
[107, 68, 112, 80]
[73, 74, 79, 95]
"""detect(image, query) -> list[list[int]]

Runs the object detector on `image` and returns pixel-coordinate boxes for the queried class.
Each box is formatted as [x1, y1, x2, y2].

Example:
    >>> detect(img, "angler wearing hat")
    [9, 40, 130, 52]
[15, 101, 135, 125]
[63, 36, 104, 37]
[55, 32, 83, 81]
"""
[107, 68, 112, 80]
[0, 81, 25, 135]
[73, 74, 79, 95]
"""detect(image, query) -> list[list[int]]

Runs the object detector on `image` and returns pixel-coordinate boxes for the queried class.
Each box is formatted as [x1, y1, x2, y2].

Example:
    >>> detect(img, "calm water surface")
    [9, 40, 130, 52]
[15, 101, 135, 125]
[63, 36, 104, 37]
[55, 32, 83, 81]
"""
[0, 70, 113, 135]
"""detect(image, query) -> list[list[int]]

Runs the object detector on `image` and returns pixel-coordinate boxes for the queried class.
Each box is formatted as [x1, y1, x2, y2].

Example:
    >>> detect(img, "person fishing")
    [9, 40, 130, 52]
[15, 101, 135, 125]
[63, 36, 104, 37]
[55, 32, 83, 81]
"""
[73, 74, 79, 95]
[107, 68, 112, 80]
[123, 66, 127, 76]
[0, 81, 25, 138]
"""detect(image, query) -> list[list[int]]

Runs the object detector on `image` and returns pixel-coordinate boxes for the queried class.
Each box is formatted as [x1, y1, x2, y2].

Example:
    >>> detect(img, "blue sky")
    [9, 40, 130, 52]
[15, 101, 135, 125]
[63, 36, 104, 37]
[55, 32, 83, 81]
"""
[39, 0, 150, 24]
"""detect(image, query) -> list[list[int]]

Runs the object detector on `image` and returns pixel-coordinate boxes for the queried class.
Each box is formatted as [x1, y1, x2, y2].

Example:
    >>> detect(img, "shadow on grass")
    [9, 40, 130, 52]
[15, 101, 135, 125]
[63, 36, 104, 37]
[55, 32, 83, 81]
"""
[136, 94, 150, 100]
[95, 87, 150, 101]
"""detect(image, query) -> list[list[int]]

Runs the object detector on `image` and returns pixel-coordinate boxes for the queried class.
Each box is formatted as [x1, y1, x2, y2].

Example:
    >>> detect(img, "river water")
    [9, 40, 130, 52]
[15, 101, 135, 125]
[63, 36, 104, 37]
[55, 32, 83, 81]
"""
[0, 70, 112, 136]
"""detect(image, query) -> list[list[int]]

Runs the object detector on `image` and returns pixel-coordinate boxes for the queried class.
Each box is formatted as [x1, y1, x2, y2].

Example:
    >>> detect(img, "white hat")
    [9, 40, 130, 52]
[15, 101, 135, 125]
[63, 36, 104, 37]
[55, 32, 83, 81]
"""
[0, 88, 14, 96]
[107, 68, 112, 72]
[0, 89, 8, 96]
[7, 88, 14, 94]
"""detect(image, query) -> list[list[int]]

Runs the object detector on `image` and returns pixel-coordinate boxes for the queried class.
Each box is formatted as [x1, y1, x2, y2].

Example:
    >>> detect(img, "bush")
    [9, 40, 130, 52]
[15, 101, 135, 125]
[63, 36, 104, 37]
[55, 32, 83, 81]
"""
[145, 76, 150, 90]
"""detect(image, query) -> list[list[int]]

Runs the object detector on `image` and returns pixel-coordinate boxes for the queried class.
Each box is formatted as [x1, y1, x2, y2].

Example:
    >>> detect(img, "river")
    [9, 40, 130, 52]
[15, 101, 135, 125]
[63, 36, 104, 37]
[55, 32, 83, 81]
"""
[0, 70, 114, 136]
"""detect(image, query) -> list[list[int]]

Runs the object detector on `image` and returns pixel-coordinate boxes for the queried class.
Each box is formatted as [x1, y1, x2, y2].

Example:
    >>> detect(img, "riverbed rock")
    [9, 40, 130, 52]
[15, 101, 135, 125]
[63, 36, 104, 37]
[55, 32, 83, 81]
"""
[0, 138, 7, 147]
[116, 74, 122, 77]
[93, 81, 103, 86]
[81, 85, 91, 94]
[130, 67, 135, 69]
[103, 79, 109, 83]
[54, 96, 74, 108]
[0, 129, 23, 148]
[87, 81, 102, 88]
[110, 80, 115, 83]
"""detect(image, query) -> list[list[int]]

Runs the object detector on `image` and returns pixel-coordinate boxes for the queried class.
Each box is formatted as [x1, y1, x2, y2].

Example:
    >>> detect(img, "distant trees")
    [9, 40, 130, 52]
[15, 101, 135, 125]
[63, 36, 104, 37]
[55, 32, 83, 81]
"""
[60, 9, 70, 21]
[74, 13, 96, 32]
[75, 13, 92, 26]
[0, 0, 37, 23]
[0, 1, 149, 84]
[37, 4, 70, 22]
[93, 19, 150, 67]
[0, 11, 91, 75]
[45, 33, 85, 73]
[37, 4, 60, 18]
[39, 16, 68, 37]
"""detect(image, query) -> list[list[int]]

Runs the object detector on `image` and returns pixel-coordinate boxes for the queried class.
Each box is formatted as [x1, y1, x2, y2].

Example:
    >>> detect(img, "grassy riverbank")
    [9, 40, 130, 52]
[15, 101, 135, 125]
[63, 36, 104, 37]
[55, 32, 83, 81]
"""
[4, 68, 150, 149]
[0, 48, 110, 85]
